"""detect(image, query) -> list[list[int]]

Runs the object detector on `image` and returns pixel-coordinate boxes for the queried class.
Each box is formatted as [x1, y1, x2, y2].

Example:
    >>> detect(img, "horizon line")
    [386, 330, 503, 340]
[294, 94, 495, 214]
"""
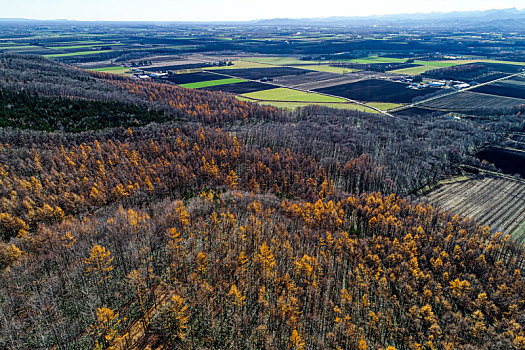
[0, 7, 523, 23]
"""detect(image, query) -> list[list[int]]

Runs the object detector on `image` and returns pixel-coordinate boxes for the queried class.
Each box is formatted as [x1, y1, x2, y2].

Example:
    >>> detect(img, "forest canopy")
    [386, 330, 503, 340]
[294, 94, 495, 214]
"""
[0, 54, 523, 350]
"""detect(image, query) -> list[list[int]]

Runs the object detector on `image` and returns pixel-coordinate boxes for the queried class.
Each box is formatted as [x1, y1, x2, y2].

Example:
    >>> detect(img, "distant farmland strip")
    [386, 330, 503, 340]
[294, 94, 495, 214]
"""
[48, 43, 123, 50]
[422, 176, 525, 242]
[180, 78, 245, 89]
[44, 50, 114, 58]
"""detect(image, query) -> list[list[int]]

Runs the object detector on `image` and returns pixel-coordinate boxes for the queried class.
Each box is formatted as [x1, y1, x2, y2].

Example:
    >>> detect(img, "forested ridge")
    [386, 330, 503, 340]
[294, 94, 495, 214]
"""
[0, 54, 524, 350]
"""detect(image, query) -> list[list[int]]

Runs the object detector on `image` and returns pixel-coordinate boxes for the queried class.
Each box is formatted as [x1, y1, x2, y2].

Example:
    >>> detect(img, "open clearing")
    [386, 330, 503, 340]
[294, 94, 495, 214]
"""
[422, 176, 525, 243]
[242, 87, 347, 103]
[181, 78, 245, 89]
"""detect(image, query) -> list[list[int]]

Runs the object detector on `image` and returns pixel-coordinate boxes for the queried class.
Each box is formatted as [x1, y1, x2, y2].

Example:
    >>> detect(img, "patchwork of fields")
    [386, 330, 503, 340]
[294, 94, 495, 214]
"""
[423, 176, 525, 243]
[7, 36, 516, 115]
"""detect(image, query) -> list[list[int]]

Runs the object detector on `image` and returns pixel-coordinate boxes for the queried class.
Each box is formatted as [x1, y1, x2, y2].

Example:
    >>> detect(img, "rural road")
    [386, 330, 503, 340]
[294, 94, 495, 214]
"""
[204, 69, 396, 118]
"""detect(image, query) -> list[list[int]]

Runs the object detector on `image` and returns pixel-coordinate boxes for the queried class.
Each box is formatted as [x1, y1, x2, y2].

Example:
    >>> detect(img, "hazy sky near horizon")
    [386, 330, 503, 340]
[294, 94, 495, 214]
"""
[1, 0, 524, 21]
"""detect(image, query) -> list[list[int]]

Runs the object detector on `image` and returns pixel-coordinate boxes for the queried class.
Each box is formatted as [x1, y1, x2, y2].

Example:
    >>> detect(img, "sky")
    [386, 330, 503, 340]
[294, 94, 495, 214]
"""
[1, 0, 524, 21]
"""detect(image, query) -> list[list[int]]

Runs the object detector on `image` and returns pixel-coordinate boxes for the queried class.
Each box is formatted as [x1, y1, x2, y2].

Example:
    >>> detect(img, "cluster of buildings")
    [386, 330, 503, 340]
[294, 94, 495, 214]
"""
[393, 76, 472, 90]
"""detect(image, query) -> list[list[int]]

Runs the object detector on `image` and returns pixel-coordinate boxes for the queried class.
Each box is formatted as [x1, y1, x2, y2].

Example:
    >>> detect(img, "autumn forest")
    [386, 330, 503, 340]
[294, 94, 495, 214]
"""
[0, 54, 524, 350]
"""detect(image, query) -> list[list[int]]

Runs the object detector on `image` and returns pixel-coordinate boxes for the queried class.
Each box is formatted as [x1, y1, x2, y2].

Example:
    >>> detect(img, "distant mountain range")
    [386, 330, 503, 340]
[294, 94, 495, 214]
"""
[1, 8, 525, 30]
[250, 8, 525, 30]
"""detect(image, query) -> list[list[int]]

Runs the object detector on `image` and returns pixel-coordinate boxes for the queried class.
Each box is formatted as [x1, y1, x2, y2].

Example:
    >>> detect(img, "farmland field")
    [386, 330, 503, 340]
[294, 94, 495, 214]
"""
[43, 50, 114, 58]
[242, 87, 347, 103]
[201, 81, 278, 94]
[470, 76, 525, 99]
[217, 67, 313, 80]
[422, 176, 525, 242]
[207, 60, 275, 69]
[238, 99, 378, 112]
[87, 66, 131, 74]
[270, 71, 340, 86]
[314, 79, 439, 103]
[337, 56, 407, 64]
[293, 65, 357, 74]
[389, 65, 438, 75]
[419, 91, 525, 110]
[147, 63, 214, 72]
[164, 72, 222, 84]
[290, 72, 376, 90]
[367, 102, 404, 110]
[0, 45, 39, 50]
[474, 73, 510, 83]
[392, 107, 447, 117]
[181, 78, 245, 89]
[241, 56, 320, 66]
[48, 43, 123, 50]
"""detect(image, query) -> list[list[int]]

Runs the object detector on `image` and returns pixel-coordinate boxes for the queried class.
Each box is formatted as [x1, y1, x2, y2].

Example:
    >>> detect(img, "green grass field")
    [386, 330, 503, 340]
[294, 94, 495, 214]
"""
[44, 50, 114, 58]
[389, 65, 438, 75]
[366, 102, 404, 110]
[87, 66, 131, 74]
[237, 97, 378, 112]
[179, 78, 245, 89]
[242, 88, 346, 103]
